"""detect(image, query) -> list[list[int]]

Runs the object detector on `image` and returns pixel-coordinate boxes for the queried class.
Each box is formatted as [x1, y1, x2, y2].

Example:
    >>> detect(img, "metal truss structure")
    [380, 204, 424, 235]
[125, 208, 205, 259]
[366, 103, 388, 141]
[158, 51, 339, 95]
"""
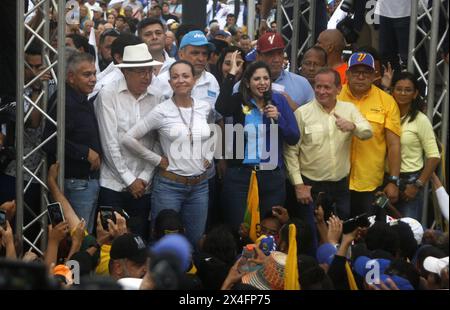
[408, 0, 449, 227]
[13, 0, 448, 254]
[276, 0, 316, 73]
[16, 0, 66, 255]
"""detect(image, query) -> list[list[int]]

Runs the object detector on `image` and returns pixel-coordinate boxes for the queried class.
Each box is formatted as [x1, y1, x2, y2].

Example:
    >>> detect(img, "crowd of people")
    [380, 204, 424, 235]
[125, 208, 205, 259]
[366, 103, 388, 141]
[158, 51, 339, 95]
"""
[0, 0, 448, 291]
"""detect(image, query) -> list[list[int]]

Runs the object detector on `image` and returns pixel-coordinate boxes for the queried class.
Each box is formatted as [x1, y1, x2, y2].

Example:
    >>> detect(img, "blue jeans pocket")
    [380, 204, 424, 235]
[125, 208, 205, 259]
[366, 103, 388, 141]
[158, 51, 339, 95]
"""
[65, 179, 89, 191]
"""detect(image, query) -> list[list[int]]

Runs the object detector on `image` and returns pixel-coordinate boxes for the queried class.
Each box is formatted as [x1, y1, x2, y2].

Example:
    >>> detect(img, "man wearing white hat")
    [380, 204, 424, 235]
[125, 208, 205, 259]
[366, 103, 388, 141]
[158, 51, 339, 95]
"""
[95, 43, 163, 240]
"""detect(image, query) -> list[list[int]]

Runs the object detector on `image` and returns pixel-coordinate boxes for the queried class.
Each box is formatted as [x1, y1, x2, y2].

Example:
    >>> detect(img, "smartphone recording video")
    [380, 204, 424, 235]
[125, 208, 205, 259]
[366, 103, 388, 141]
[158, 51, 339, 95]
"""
[374, 194, 389, 209]
[47, 202, 65, 227]
[99, 206, 116, 230]
[342, 213, 370, 234]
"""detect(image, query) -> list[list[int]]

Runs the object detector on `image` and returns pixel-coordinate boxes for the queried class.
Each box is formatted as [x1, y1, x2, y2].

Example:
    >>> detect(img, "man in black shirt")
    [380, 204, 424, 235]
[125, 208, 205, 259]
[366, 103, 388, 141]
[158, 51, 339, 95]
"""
[43, 52, 101, 233]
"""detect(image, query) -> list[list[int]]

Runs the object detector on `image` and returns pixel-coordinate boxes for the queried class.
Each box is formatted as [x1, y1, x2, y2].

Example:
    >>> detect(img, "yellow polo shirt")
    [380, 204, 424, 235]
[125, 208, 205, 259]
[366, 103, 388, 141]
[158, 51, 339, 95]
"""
[400, 112, 440, 172]
[284, 99, 373, 185]
[338, 85, 401, 192]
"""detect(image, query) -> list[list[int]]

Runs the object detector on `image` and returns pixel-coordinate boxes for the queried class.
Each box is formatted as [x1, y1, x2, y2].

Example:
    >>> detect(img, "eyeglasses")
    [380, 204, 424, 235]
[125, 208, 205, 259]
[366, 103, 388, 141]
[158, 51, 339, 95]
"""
[128, 68, 153, 77]
[349, 69, 373, 78]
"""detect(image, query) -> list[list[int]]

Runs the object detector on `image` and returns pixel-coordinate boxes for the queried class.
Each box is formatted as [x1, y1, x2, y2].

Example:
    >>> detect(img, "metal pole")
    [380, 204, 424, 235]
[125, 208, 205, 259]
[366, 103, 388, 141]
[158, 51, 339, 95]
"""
[422, 0, 441, 225]
[308, 0, 316, 48]
[57, 0, 65, 188]
[408, 0, 418, 72]
[15, 0, 25, 254]
[440, 63, 449, 180]
[276, 0, 282, 34]
[290, 0, 300, 73]
[235, 0, 240, 19]
[247, 0, 255, 40]
[41, 0, 51, 250]
[426, 0, 440, 119]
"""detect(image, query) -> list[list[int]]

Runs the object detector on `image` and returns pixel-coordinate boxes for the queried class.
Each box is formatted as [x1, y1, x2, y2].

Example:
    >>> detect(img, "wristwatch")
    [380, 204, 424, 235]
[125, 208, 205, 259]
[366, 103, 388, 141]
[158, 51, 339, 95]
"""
[387, 175, 400, 187]
[414, 179, 424, 189]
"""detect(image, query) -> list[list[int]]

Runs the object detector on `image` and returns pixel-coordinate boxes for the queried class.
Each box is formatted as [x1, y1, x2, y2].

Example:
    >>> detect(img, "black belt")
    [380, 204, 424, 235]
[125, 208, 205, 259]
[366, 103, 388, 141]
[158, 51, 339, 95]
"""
[229, 164, 281, 172]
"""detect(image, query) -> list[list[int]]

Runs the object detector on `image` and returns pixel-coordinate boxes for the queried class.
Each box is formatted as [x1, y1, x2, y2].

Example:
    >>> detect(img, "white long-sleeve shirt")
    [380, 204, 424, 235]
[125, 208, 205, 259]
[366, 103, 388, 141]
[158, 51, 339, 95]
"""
[94, 76, 163, 192]
[121, 98, 214, 177]
[435, 187, 449, 222]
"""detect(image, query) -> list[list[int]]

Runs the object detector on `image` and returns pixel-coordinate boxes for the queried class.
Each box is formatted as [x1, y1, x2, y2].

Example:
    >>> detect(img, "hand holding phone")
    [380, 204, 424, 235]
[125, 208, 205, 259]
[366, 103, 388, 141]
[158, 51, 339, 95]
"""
[47, 202, 65, 227]
[342, 213, 370, 234]
[100, 206, 116, 230]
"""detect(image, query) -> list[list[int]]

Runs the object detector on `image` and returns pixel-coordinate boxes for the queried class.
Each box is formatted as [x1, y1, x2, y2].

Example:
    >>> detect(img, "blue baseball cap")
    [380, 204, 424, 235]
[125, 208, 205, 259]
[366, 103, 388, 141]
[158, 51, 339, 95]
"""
[245, 48, 257, 62]
[348, 52, 375, 70]
[354, 256, 391, 277]
[316, 243, 337, 265]
[180, 30, 216, 52]
[378, 274, 414, 290]
[150, 233, 192, 272]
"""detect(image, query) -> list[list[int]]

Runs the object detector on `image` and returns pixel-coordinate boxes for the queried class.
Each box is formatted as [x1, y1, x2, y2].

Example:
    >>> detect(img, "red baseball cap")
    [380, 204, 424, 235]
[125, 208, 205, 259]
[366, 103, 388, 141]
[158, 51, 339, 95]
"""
[257, 32, 285, 53]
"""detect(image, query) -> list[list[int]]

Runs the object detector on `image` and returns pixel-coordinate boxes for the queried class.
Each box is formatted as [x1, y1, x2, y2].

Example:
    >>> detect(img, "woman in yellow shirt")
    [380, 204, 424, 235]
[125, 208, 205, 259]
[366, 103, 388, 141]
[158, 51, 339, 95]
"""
[391, 72, 440, 220]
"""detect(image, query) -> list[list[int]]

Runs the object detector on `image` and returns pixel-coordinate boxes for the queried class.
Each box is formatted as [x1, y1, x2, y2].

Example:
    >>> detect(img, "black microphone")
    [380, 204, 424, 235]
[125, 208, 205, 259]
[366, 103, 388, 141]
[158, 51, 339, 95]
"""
[263, 90, 276, 124]
[263, 90, 272, 107]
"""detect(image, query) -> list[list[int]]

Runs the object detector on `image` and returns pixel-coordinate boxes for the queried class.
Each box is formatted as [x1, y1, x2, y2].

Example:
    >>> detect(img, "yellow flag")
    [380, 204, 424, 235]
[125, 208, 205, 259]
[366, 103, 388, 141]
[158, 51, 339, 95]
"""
[345, 261, 359, 290]
[284, 224, 300, 290]
[244, 170, 260, 242]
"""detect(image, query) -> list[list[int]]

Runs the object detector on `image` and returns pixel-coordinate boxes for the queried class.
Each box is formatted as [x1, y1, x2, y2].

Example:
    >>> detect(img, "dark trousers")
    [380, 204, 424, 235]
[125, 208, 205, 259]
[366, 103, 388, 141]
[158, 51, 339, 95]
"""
[350, 190, 377, 218]
[379, 16, 410, 71]
[302, 176, 351, 221]
[287, 176, 350, 257]
[97, 187, 151, 241]
[221, 166, 286, 234]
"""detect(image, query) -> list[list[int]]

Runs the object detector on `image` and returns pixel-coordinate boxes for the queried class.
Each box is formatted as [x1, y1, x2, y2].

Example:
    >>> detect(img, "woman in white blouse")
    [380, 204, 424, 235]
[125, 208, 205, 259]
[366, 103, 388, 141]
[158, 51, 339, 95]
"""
[121, 60, 214, 247]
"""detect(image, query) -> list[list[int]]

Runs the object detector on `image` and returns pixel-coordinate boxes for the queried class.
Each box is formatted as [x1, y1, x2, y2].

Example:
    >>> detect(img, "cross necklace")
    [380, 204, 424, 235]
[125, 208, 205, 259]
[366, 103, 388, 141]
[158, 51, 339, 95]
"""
[174, 98, 194, 147]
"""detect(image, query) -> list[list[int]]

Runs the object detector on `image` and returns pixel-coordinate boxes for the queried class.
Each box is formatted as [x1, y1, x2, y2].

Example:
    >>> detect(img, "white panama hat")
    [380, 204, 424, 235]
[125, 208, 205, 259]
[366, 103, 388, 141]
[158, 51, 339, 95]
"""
[115, 43, 163, 68]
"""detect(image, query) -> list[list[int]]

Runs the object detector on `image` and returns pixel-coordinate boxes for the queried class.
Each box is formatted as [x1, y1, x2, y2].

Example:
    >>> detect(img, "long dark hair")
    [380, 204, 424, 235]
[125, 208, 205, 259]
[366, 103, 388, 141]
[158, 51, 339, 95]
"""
[392, 71, 424, 123]
[238, 61, 272, 108]
[216, 46, 247, 84]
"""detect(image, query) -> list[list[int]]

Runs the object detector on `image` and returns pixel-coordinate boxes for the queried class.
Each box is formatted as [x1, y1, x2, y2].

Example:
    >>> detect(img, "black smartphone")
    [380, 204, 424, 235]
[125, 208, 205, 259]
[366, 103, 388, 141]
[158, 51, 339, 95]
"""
[342, 213, 370, 234]
[47, 202, 65, 227]
[0, 210, 7, 229]
[374, 194, 389, 209]
[100, 206, 116, 230]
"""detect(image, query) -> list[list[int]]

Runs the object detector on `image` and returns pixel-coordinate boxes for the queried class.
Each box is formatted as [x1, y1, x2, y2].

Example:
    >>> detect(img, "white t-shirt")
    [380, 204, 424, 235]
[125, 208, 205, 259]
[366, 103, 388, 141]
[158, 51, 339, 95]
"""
[121, 98, 214, 177]
[375, 0, 412, 18]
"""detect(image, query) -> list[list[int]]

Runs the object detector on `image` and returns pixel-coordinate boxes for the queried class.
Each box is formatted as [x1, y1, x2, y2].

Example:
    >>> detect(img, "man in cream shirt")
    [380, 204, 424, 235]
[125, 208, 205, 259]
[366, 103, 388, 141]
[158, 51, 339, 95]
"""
[284, 68, 372, 220]
[95, 43, 163, 240]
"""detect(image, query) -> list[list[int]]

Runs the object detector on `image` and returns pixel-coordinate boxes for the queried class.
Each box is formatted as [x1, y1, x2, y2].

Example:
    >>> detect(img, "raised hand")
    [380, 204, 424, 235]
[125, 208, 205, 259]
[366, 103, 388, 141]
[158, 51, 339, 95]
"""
[334, 113, 355, 132]
[381, 62, 394, 90]
[229, 50, 244, 76]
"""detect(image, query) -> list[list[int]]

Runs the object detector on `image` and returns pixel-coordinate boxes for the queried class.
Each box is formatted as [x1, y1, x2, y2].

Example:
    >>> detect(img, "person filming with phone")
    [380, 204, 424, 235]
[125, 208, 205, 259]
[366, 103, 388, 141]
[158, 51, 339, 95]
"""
[285, 68, 372, 221]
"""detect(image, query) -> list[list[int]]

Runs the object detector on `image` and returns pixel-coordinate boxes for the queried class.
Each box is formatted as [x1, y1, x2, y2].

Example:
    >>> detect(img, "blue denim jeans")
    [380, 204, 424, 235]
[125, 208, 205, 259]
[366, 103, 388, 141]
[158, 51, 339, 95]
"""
[395, 189, 424, 221]
[221, 166, 286, 234]
[64, 178, 100, 233]
[151, 173, 209, 248]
